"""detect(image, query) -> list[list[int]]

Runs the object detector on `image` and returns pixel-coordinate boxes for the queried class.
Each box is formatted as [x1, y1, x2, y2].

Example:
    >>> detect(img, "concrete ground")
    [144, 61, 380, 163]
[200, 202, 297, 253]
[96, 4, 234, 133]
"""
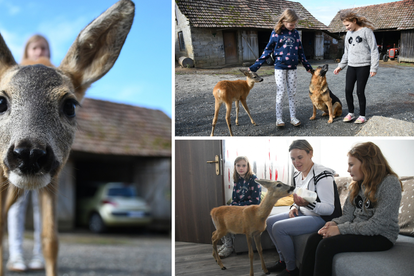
[3, 230, 171, 276]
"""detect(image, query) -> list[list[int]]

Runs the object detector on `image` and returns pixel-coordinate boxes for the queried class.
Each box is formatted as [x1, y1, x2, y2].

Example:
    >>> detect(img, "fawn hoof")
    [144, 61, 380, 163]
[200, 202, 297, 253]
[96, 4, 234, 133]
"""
[222, 267, 226, 270]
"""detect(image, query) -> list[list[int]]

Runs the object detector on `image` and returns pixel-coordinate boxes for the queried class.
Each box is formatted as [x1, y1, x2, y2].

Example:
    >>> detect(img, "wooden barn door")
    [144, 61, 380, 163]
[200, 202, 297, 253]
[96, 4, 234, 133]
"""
[175, 140, 224, 244]
[223, 31, 238, 64]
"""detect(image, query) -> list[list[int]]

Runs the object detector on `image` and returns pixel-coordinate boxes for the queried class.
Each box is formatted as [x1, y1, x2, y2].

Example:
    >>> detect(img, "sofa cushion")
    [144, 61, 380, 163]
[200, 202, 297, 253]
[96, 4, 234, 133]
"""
[399, 177, 414, 237]
[332, 234, 414, 276]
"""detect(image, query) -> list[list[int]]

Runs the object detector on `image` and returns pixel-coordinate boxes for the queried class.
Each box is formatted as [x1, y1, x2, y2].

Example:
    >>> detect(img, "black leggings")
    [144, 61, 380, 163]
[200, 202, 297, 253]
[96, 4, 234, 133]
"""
[345, 66, 370, 116]
[301, 233, 393, 276]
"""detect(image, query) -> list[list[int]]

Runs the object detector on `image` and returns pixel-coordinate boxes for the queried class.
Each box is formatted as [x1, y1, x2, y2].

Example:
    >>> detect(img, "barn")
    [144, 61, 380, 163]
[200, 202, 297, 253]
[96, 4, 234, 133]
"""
[175, 0, 329, 68]
[329, 0, 414, 63]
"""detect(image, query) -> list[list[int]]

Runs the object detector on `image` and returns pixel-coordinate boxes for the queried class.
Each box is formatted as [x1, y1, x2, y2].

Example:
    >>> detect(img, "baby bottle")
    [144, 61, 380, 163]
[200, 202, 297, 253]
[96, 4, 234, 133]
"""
[294, 187, 317, 203]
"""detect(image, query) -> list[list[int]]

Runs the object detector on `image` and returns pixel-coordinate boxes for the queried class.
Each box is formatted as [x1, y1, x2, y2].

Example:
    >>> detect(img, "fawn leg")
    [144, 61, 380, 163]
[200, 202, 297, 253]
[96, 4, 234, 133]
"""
[225, 102, 233, 136]
[254, 234, 269, 274]
[211, 101, 221, 136]
[40, 181, 59, 276]
[240, 99, 256, 126]
[246, 234, 255, 276]
[235, 100, 240, 126]
[212, 230, 226, 270]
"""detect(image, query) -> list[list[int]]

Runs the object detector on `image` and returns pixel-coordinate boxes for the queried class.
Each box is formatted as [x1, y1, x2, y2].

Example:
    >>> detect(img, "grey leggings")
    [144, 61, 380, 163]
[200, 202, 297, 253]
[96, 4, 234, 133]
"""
[266, 211, 325, 271]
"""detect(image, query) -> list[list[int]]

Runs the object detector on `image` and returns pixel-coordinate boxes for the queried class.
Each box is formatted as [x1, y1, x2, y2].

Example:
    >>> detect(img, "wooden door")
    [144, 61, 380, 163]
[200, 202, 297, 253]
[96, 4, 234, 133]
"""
[175, 140, 224, 244]
[223, 31, 238, 64]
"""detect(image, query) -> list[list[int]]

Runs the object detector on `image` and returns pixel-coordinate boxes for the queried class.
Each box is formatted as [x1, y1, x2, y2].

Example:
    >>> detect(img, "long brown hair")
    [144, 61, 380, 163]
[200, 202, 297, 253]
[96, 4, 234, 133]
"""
[340, 10, 375, 30]
[348, 142, 402, 205]
[233, 156, 254, 182]
[274, 8, 299, 34]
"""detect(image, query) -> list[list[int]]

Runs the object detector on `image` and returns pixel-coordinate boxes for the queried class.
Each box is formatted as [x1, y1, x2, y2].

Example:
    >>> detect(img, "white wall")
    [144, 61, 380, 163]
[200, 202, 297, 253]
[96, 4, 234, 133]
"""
[319, 138, 414, 177]
[224, 137, 414, 194]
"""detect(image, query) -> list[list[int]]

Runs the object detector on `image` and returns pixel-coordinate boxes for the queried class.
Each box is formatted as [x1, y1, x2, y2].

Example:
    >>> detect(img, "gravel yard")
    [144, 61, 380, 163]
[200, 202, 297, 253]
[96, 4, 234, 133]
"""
[175, 60, 414, 136]
[3, 231, 171, 276]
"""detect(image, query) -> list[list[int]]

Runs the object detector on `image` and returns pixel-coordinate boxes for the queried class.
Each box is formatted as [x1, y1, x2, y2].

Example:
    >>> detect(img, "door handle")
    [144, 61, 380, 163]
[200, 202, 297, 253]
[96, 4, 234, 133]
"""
[207, 155, 220, 175]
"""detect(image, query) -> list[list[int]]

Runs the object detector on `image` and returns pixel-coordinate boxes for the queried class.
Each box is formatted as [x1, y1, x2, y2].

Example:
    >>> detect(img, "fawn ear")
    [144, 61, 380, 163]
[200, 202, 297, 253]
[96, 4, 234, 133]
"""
[59, 0, 135, 101]
[0, 34, 17, 77]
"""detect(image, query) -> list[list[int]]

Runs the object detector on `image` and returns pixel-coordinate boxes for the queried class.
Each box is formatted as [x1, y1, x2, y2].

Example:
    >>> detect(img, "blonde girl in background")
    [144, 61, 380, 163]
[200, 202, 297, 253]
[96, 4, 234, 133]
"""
[218, 156, 261, 258]
[334, 11, 379, 124]
[249, 8, 313, 127]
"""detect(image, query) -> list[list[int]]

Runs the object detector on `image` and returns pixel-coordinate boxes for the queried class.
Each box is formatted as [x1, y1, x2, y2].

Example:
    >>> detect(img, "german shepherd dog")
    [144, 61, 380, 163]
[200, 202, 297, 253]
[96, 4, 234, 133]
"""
[309, 64, 342, 123]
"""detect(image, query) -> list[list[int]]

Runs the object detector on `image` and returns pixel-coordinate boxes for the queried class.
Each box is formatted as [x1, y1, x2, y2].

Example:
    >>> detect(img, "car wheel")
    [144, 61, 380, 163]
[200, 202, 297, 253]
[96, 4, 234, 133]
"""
[89, 213, 106, 233]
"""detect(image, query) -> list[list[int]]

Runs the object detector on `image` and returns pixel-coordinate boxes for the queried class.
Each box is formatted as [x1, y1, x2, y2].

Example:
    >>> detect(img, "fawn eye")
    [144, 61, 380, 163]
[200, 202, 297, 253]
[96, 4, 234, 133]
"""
[0, 96, 8, 113]
[62, 98, 78, 118]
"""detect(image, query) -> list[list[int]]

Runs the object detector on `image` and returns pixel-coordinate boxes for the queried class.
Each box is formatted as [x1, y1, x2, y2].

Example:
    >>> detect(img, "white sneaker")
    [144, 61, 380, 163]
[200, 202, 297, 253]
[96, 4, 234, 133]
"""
[218, 246, 233, 258]
[28, 255, 45, 270]
[290, 117, 301, 126]
[218, 244, 226, 253]
[7, 255, 27, 272]
[276, 118, 285, 127]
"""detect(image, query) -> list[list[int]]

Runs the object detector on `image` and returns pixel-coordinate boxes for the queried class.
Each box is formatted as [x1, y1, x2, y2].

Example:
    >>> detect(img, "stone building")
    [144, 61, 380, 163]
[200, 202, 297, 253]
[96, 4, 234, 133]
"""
[329, 0, 414, 63]
[175, 0, 329, 68]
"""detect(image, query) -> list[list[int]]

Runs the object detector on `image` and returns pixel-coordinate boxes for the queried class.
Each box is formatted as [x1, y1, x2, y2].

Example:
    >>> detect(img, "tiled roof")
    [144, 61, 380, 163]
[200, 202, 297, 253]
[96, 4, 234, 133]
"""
[72, 98, 171, 157]
[176, 0, 328, 30]
[329, 0, 414, 32]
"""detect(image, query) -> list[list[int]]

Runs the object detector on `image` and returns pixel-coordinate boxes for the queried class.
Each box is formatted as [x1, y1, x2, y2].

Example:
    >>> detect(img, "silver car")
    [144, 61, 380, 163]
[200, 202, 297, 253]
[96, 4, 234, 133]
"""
[78, 182, 152, 233]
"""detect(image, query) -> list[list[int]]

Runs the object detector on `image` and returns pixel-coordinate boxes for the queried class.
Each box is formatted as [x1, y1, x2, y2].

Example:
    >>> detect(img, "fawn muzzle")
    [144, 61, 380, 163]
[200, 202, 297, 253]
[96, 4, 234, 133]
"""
[5, 140, 59, 189]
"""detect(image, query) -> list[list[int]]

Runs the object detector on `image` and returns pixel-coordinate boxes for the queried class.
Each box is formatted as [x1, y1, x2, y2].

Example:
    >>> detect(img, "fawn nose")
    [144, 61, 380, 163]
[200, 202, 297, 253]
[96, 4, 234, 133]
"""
[13, 148, 46, 174]
[6, 140, 57, 175]
[288, 186, 295, 193]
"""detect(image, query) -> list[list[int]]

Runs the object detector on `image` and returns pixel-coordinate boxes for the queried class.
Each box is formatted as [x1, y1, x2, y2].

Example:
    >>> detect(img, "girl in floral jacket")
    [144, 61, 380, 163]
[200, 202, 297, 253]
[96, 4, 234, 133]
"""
[249, 8, 313, 127]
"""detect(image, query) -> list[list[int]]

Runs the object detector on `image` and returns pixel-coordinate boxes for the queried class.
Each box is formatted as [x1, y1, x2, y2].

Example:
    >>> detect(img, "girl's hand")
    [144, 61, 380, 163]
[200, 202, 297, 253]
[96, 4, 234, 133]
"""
[293, 194, 308, 206]
[289, 206, 299, 218]
[319, 225, 340, 238]
[333, 67, 341, 75]
[318, 221, 337, 235]
[370, 72, 376, 77]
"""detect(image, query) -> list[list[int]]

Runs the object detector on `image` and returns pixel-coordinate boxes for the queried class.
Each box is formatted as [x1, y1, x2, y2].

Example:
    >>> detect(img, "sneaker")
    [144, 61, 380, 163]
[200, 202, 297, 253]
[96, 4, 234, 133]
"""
[218, 246, 233, 258]
[354, 116, 366, 124]
[267, 260, 286, 272]
[276, 119, 285, 127]
[218, 244, 226, 253]
[290, 117, 301, 126]
[6, 255, 27, 272]
[28, 255, 45, 271]
[343, 113, 355, 122]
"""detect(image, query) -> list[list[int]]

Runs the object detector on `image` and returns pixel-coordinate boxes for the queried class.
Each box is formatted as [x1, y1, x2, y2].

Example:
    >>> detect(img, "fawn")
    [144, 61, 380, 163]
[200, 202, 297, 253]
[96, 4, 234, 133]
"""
[210, 68, 263, 136]
[0, 1, 134, 275]
[210, 179, 294, 276]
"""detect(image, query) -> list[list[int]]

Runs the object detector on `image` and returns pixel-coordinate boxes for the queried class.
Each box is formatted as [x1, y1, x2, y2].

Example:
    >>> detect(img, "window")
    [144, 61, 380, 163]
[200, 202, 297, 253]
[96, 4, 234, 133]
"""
[178, 31, 185, 51]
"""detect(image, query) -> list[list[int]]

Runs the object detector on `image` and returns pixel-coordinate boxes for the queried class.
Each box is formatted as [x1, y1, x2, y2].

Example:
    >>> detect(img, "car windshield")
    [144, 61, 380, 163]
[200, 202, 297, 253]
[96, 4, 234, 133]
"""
[107, 187, 137, 197]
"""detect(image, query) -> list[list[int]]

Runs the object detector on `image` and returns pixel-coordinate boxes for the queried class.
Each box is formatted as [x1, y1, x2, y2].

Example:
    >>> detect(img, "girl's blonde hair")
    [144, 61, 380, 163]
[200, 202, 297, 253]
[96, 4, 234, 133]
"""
[274, 8, 299, 34]
[348, 142, 402, 206]
[22, 34, 51, 60]
[233, 156, 254, 182]
[340, 10, 375, 30]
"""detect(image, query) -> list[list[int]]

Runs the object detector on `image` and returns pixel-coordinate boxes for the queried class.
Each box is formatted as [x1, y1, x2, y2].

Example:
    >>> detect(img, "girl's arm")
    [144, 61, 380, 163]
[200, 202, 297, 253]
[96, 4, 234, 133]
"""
[336, 176, 401, 236]
[249, 31, 276, 72]
[367, 29, 379, 74]
[297, 35, 313, 72]
[303, 176, 335, 216]
[231, 182, 240, 205]
[332, 191, 356, 225]
[238, 175, 261, 206]
[337, 33, 350, 70]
